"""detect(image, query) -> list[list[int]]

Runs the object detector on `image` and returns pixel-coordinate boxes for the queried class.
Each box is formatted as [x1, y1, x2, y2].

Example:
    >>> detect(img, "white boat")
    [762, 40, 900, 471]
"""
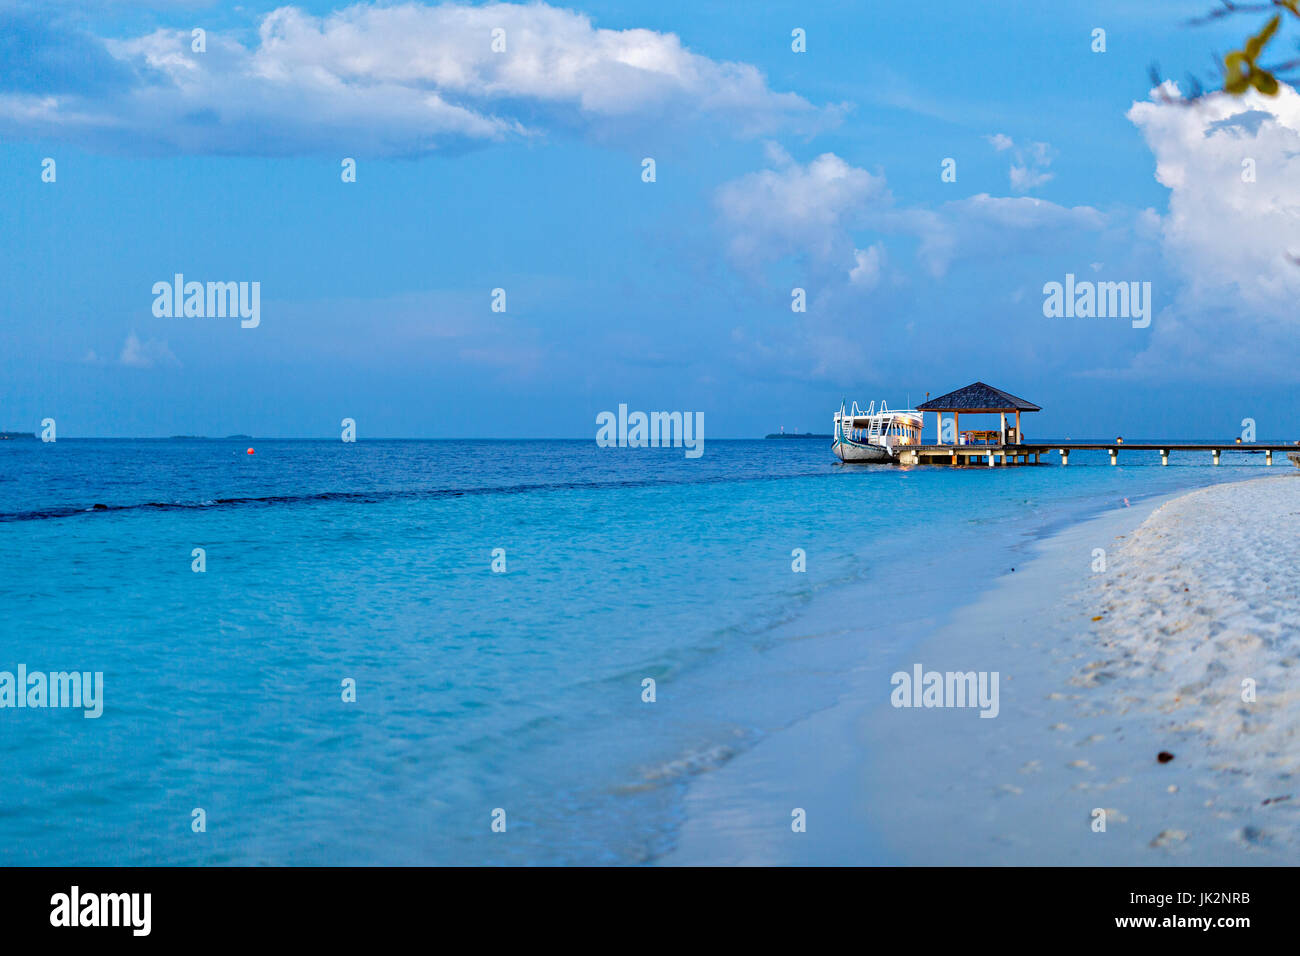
[833, 400, 924, 463]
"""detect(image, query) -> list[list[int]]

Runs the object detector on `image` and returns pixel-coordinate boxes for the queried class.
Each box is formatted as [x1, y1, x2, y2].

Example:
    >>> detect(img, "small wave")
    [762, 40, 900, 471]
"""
[615, 735, 753, 794]
[0, 471, 826, 524]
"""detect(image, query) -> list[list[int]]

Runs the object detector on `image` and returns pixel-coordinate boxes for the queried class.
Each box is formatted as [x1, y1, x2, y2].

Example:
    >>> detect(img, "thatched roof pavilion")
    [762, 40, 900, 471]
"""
[916, 382, 1040, 445]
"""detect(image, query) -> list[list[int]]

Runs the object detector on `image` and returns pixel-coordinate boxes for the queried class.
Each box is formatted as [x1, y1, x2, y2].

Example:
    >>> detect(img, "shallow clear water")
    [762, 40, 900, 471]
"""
[0, 438, 1279, 864]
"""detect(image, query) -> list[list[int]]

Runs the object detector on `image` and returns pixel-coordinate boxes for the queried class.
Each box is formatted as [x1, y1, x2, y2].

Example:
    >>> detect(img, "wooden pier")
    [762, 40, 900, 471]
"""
[897, 442, 1300, 467]
[888, 382, 1300, 467]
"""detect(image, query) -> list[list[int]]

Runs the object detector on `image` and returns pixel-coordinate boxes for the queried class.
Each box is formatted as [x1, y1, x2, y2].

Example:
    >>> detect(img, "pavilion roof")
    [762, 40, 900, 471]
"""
[915, 382, 1041, 412]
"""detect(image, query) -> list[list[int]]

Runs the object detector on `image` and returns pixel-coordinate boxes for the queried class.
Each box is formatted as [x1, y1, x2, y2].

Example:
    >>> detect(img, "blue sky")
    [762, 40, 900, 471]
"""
[2, 0, 1298, 438]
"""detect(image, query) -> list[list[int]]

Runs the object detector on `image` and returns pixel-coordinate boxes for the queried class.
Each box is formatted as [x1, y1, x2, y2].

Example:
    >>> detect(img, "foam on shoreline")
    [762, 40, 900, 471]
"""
[661, 473, 1299, 865]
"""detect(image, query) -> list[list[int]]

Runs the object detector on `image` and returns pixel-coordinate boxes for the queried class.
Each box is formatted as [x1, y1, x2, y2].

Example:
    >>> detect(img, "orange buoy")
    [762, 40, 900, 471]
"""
[246, 447, 255, 455]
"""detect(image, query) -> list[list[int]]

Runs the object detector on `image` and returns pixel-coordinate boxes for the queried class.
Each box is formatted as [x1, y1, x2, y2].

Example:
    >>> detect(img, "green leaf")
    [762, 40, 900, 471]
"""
[1245, 14, 1281, 61]
[1253, 68, 1280, 94]
[1224, 51, 1250, 94]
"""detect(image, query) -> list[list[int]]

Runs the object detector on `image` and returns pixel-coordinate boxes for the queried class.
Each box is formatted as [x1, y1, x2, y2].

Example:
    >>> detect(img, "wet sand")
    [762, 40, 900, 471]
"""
[662, 473, 1299, 864]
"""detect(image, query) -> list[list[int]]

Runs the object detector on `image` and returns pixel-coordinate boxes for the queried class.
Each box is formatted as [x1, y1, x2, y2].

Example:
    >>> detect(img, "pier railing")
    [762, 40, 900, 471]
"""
[895, 442, 1300, 467]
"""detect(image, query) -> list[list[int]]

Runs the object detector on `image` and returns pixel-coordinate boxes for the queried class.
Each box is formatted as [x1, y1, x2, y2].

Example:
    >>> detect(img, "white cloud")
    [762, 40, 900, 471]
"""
[716, 151, 1110, 283]
[849, 243, 885, 287]
[0, 2, 825, 155]
[712, 150, 1126, 383]
[714, 152, 888, 274]
[1009, 162, 1053, 192]
[1092, 84, 1300, 377]
[119, 332, 179, 368]
[1129, 84, 1300, 320]
[986, 134, 1055, 193]
[902, 193, 1108, 277]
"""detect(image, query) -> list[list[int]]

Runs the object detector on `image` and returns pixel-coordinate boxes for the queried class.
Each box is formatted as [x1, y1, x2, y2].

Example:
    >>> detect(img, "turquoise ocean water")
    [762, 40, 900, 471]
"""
[0, 438, 1279, 864]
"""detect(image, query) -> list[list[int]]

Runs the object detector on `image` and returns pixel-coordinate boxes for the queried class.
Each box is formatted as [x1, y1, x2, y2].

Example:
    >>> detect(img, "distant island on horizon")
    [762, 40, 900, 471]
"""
[765, 431, 831, 439]
[165, 434, 254, 440]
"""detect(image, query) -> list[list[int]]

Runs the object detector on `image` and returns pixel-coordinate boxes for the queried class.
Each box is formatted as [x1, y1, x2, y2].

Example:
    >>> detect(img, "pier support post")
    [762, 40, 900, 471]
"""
[1060, 449, 1069, 466]
[1213, 449, 1221, 466]
[1267, 450, 1273, 466]
[988, 452, 994, 467]
[1109, 449, 1118, 466]
[1161, 449, 1168, 466]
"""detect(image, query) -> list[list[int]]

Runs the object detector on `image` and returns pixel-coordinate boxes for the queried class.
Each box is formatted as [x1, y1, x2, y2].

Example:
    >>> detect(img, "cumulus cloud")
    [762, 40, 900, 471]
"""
[711, 149, 1134, 384]
[714, 148, 888, 275]
[848, 243, 885, 287]
[82, 332, 180, 368]
[119, 332, 180, 368]
[715, 149, 1110, 289]
[1129, 84, 1300, 319]
[984, 132, 1013, 152]
[0, 2, 825, 155]
[1102, 83, 1300, 377]
[985, 133, 1055, 192]
[1009, 160, 1053, 192]
[906, 193, 1107, 277]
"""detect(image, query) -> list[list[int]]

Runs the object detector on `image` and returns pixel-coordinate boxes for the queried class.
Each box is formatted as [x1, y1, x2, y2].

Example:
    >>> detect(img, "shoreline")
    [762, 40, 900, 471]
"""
[660, 472, 1297, 865]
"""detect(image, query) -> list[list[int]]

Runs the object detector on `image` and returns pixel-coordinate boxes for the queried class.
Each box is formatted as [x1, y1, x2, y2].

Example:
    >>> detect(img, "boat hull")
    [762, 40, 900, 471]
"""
[832, 438, 894, 463]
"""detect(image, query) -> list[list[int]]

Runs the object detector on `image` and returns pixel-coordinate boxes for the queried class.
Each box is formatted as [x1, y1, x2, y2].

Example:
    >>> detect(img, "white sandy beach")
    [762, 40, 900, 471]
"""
[662, 473, 1299, 865]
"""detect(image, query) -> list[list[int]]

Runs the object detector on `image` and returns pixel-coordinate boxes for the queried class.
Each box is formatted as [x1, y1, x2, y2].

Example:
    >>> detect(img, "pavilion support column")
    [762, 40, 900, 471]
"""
[954, 412, 960, 447]
[1000, 412, 1007, 446]
[1015, 410, 1021, 444]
